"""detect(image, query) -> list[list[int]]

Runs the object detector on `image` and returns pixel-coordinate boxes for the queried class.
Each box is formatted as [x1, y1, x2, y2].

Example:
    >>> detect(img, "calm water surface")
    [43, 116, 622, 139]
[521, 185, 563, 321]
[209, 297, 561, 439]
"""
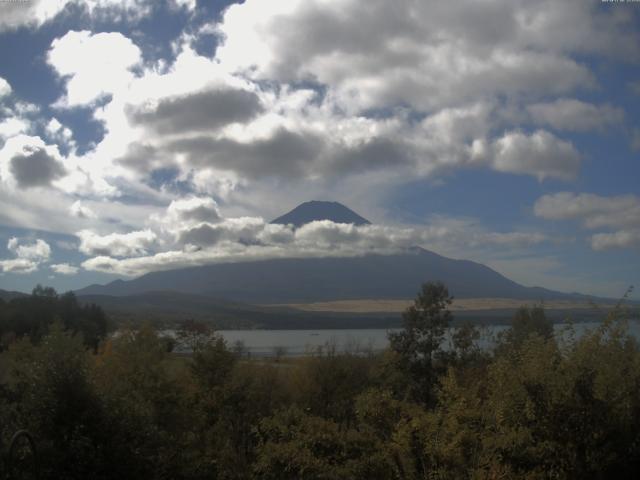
[168, 320, 640, 357]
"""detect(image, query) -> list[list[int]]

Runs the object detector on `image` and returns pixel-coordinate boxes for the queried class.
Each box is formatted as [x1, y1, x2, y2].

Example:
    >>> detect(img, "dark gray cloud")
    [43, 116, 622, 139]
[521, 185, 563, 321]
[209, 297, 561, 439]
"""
[9, 147, 66, 188]
[117, 127, 413, 181]
[178, 223, 223, 246]
[169, 128, 324, 179]
[179, 204, 220, 223]
[166, 197, 222, 224]
[177, 220, 264, 247]
[129, 87, 263, 135]
[115, 143, 175, 173]
[167, 128, 413, 180]
[328, 138, 414, 175]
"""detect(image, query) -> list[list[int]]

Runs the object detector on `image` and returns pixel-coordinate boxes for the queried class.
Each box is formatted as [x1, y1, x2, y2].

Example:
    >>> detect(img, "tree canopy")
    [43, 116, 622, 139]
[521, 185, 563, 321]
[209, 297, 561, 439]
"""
[0, 285, 108, 350]
[1, 283, 639, 479]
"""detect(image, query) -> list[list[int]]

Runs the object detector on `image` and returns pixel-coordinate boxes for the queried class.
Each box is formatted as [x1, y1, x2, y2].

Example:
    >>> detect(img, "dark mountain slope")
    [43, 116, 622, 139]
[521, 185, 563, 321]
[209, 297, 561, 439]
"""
[0, 289, 29, 301]
[271, 200, 371, 227]
[76, 248, 579, 303]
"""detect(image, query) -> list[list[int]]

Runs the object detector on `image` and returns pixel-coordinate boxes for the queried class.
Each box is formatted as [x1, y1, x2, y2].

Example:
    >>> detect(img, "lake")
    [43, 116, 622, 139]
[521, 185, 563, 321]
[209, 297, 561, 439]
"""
[169, 320, 640, 357]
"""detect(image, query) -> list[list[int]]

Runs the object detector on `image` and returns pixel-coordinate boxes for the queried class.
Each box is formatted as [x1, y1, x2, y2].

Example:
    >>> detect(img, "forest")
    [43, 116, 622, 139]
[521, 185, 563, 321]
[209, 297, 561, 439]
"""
[0, 282, 639, 479]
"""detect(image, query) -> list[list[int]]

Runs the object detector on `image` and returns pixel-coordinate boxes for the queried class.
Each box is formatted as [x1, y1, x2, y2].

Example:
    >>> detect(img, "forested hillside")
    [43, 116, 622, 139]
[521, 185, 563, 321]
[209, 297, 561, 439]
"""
[0, 283, 639, 479]
[0, 285, 108, 351]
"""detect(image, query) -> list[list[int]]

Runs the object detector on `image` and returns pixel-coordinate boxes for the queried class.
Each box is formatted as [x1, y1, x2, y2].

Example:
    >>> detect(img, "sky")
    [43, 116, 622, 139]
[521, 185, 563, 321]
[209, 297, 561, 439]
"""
[0, 0, 638, 299]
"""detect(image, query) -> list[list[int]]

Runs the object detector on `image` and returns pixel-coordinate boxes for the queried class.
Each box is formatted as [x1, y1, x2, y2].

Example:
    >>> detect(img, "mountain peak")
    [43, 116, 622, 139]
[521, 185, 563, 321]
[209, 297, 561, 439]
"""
[271, 200, 371, 228]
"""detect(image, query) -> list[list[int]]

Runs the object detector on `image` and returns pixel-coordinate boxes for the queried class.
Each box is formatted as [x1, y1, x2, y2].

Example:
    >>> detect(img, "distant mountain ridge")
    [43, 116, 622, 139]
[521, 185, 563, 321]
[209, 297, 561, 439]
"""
[75, 200, 593, 304]
[76, 248, 584, 303]
[0, 289, 28, 301]
[271, 200, 371, 227]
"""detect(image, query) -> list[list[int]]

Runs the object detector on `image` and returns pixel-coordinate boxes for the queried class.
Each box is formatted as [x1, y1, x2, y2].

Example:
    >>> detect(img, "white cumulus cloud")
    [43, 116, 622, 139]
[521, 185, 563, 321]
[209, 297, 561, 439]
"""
[534, 192, 640, 230]
[490, 130, 581, 181]
[535, 192, 640, 251]
[0, 77, 11, 98]
[214, 0, 606, 113]
[591, 231, 640, 251]
[7, 237, 51, 261]
[69, 200, 97, 219]
[1, 237, 51, 274]
[0, 0, 70, 32]
[0, 0, 194, 32]
[528, 99, 624, 132]
[79, 199, 550, 277]
[0, 118, 30, 140]
[77, 229, 157, 257]
[0, 258, 39, 274]
[48, 30, 142, 107]
[51, 263, 80, 275]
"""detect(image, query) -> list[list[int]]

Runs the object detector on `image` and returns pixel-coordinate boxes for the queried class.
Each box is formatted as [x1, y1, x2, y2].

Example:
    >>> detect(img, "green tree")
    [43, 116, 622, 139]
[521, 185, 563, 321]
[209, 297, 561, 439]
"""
[3, 322, 106, 479]
[177, 318, 217, 352]
[254, 407, 396, 480]
[501, 304, 554, 349]
[92, 324, 193, 478]
[0, 286, 108, 350]
[422, 311, 640, 479]
[291, 344, 373, 425]
[388, 281, 453, 405]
